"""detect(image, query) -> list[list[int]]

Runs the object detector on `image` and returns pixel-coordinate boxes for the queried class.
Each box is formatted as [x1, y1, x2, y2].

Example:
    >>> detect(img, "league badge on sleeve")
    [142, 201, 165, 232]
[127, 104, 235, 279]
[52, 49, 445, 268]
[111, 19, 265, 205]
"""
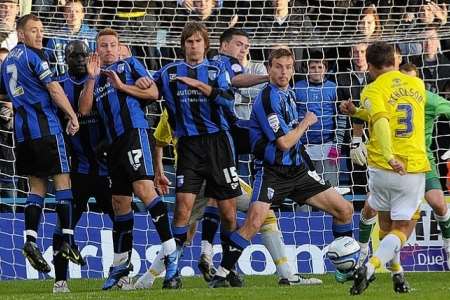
[231, 63, 243, 74]
[267, 113, 280, 133]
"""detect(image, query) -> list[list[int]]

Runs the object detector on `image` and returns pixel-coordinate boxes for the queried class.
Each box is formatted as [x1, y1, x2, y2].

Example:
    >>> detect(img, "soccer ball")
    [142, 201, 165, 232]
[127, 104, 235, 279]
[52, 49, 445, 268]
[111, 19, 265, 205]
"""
[327, 236, 361, 272]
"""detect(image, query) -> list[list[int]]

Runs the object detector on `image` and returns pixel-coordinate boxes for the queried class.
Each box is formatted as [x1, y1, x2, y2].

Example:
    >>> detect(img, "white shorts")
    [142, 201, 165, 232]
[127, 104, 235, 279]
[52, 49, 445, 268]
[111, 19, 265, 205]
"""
[367, 167, 425, 221]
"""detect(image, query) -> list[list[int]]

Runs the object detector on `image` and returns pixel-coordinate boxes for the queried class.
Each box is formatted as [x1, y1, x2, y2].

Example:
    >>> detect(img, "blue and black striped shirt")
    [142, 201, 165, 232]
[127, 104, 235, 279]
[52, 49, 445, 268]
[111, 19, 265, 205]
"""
[211, 53, 244, 79]
[93, 56, 151, 143]
[154, 59, 235, 138]
[250, 83, 304, 166]
[0, 43, 62, 142]
[59, 74, 108, 176]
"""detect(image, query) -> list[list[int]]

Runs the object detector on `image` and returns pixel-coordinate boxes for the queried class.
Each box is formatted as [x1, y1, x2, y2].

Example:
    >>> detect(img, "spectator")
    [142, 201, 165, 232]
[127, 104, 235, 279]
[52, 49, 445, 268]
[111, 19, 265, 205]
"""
[335, 42, 371, 194]
[295, 50, 340, 186]
[245, 0, 311, 39]
[411, 26, 450, 93]
[168, 0, 238, 35]
[0, 0, 19, 50]
[397, 1, 447, 56]
[357, 5, 382, 40]
[152, 0, 238, 68]
[45, 0, 96, 76]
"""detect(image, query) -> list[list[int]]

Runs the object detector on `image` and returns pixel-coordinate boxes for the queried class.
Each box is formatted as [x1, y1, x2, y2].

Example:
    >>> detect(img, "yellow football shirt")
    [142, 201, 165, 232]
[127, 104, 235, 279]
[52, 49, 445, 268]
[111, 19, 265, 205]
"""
[154, 109, 177, 147]
[360, 70, 430, 173]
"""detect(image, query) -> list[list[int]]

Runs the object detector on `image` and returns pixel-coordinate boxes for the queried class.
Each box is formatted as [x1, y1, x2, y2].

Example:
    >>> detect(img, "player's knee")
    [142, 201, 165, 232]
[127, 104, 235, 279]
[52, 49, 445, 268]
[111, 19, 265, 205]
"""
[335, 200, 353, 223]
[112, 196, 132, 215]
[220, 211, 237, 231]
[132, 181, 156, 201]
[362, 203, 377, 220]
[425, 189, 447, 216]
[207, 198, 218, 207]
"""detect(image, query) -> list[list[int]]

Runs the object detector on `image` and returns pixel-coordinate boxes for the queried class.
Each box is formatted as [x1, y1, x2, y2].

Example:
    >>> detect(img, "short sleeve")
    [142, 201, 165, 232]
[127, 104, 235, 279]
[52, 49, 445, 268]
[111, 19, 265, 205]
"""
[29, 49, 53, 85]
[229, 57, 244, 77]
[361, 85, 388, 123]
[128, 56, 152, 79]
[256, 89, 291, 142]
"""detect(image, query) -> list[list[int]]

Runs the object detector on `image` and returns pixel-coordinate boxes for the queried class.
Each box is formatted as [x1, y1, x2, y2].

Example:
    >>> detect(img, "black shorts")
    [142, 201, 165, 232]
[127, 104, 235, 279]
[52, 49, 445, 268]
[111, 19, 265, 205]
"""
[251, 163, 331, 205]
[15, 133, 70, 177]
[176, 131, 242, 200]
[107, 128, 154, 196]
[71, 172, 113, 217]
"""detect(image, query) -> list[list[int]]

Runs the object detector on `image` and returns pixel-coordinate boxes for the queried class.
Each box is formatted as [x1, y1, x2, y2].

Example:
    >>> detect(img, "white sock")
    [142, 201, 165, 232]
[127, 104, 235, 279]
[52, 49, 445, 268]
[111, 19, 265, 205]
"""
[215, 266, 230, 278]
[149, 249, 166, 275]
[161, 238, 177, 256]
[373, 233, 403, 267]
[389, 251, 403, 275]
[434, 209, 450, 222]
[201, 240, 213, 258]
[260, 218, 292, 279]
[113, 252, 129, 266]
[443, 238, 450, 252]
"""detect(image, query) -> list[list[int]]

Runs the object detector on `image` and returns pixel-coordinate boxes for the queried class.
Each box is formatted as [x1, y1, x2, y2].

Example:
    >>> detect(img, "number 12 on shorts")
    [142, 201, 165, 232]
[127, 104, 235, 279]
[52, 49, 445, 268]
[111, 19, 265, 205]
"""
[223, 167, 239, 183]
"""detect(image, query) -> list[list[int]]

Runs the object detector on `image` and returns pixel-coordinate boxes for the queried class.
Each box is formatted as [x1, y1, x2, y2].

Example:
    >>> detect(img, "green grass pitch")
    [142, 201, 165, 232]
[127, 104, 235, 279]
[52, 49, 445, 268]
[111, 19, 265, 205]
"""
[1, 273, 450, 300]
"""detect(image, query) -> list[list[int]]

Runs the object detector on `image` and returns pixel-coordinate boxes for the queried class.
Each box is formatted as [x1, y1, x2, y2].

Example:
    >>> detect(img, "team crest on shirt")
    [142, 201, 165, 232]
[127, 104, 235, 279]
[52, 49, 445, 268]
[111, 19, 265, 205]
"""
[169, 73, 177, 81]
[117, 63, 125, 74]
[363, 97, 371, 111]
[41, 61, 49, 70]
[267, 187, 274, 200]
[208, 70, 217, 81]
[267, 113, 280, 133]
[392, 78, 401, 87]
[231, 63, 242, 73]
[176, 175, 184, 188]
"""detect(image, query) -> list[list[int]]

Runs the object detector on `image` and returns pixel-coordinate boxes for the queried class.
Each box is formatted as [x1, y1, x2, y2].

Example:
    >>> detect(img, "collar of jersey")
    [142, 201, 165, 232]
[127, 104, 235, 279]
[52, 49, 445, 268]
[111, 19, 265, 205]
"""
[68, 74, 88, 85]
[182, 59, 209, 68]
[269, 82, 292, 94]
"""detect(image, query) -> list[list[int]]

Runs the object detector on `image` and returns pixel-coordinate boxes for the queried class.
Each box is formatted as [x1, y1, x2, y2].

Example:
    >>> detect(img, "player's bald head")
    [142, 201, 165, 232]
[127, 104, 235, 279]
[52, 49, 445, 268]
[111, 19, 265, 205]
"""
[65, 40, 90, 58]
[65, 40, 90, 77]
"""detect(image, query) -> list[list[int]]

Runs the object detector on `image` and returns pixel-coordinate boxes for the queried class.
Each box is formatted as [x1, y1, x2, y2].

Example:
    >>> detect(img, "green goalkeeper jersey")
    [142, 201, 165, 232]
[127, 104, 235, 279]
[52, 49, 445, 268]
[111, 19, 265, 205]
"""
[425, 91, 450, 162]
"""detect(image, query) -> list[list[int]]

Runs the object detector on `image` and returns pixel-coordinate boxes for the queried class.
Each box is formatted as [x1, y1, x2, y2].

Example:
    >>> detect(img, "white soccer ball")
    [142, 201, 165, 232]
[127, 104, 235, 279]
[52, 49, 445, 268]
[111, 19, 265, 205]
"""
[327, 236, 361, 272]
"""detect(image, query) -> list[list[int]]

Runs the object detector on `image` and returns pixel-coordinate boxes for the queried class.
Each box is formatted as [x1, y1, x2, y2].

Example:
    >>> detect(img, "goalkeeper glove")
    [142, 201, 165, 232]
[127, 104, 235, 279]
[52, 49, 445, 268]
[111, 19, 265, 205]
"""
[350, 137, 367, 166]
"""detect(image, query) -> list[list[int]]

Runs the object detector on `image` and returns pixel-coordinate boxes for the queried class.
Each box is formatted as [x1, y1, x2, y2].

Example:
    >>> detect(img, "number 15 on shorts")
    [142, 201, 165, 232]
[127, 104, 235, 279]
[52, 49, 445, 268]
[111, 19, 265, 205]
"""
[223, 167, 239, 189]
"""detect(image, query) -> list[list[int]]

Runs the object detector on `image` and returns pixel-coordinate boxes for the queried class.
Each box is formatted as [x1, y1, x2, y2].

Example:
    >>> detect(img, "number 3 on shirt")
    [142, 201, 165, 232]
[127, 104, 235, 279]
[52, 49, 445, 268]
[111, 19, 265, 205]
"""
[395, 103, 413, 138]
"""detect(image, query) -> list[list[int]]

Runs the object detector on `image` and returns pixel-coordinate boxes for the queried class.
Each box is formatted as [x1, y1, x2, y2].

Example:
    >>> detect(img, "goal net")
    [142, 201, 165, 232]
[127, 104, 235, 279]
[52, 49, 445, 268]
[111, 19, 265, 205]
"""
[1, 0, 449, 280]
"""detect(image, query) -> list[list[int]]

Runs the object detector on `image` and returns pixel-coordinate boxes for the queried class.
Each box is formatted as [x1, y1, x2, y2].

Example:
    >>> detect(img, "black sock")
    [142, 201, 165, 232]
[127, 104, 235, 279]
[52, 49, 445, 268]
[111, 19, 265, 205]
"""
[24, 194, 44, 243]
[172, 225, 188, 248]
[55, 189, 74, 243]
[332, 222, 353, 238]
[221, 232, 249, 271]
[146, 196, 172, 242]
[113, 211, 134, 254]
[220, 229, 231, 268]
[202, 206, 220, 244]
[52, 231, 68, 281]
